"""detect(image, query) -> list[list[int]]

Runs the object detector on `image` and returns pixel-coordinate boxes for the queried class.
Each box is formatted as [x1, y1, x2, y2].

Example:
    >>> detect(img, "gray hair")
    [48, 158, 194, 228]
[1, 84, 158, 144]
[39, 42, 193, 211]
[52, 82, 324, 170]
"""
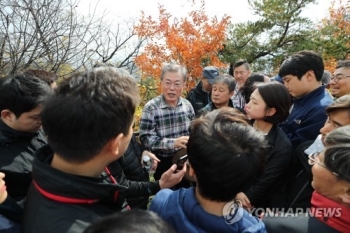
[324, 125, 350, 182]
[213, 74, 236, 92]
[160, 64, 187, 82]
[336, 60, 350, 69]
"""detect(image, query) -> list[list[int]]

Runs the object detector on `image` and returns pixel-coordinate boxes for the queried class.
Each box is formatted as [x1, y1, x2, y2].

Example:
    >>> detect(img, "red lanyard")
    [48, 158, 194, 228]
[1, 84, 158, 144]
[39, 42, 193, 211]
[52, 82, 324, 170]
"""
[104, 167, 119, 202]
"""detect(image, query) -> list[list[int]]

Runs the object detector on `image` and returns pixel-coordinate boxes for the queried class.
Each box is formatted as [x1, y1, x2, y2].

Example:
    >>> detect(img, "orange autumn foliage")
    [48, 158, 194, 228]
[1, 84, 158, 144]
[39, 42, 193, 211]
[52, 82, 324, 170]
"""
[327, 0, 350, 35]
[134, 0, 230, 93]
[324, 56, 338, 73]
[321, 0, 350, 72]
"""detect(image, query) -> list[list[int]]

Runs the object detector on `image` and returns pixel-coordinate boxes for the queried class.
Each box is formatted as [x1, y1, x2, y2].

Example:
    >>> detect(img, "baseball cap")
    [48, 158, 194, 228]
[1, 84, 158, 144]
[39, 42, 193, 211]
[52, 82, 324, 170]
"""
[203, 66, 220, 85]
[270, 74, 284, 84]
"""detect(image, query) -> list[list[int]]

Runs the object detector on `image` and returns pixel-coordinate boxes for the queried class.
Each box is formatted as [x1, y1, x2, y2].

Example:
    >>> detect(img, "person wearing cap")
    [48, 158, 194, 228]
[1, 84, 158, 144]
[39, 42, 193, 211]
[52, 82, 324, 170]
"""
[270, 74, 284, 84]
[198, 74, 245, 116]
[186, 66, 220, 114]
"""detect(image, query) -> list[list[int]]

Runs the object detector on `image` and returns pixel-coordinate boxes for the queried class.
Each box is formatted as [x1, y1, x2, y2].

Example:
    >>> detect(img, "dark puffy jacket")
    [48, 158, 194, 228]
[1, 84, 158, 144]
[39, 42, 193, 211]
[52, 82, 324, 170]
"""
[108, 135, 160, 208]
[186, 81, 211, 115]
[118, 135, 158, 209]
[22, 145, 129, 233]
[0, 120, 47, 222]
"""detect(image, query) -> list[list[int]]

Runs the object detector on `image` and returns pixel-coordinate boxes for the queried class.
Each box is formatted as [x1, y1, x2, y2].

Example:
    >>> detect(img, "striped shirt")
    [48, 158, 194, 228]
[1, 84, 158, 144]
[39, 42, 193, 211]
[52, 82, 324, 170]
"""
[230, 85, 245, 109]
[139, 95, 195, 157]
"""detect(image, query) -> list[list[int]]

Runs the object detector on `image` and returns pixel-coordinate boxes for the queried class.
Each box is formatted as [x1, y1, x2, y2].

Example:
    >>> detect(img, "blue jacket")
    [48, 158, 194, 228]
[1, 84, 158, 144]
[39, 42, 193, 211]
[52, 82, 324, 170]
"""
[279, 86, 333, 147]
[149, 187, 266, 233]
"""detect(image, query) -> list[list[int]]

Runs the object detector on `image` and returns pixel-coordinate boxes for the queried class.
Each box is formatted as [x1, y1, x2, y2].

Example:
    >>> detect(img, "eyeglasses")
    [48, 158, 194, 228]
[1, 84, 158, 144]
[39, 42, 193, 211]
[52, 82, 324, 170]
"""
[330, 74, 350, 83]
[308, 152, 339, 177]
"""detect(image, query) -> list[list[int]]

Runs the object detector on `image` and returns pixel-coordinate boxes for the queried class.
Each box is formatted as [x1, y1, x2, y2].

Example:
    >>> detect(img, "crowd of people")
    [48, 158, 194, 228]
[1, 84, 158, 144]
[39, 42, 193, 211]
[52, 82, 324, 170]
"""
[0, 50, 349, 232]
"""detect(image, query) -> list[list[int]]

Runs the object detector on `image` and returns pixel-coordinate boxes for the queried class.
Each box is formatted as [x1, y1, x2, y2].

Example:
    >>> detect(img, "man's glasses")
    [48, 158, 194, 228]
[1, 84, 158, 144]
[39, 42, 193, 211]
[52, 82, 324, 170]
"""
[331, 74, 350, 83]
[308, 152, 339, 177]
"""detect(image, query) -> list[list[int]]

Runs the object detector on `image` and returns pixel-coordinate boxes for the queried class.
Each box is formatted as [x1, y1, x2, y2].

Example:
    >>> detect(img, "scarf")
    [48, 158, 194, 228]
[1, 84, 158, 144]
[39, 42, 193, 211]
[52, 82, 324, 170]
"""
[311, 191, 350, 233]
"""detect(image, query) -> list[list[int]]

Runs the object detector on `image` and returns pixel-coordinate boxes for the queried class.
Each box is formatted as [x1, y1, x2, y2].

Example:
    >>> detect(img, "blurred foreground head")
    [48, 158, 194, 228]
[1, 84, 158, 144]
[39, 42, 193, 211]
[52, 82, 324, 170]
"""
[83, 209, 175, 233]
[42, 66, 140, 163]
[187, 107, 267, 202]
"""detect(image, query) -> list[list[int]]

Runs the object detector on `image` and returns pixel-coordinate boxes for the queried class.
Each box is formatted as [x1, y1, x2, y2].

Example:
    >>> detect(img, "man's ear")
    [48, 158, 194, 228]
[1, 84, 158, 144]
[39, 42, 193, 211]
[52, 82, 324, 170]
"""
[1, 110, 15, 122]
[305, 70, 316, 82]
[108, 133, 124, 158]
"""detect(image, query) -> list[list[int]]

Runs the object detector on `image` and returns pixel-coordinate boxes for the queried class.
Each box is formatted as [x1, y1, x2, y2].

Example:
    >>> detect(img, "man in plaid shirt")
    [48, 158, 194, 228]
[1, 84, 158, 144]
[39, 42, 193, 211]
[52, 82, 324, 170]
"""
[139, 64, 195, 184]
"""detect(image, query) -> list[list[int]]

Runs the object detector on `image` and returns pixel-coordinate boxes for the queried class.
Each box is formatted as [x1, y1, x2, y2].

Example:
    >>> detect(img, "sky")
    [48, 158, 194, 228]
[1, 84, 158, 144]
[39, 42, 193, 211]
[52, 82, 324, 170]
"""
[75, 0, 335, 72]
[77, 0, 334, 24]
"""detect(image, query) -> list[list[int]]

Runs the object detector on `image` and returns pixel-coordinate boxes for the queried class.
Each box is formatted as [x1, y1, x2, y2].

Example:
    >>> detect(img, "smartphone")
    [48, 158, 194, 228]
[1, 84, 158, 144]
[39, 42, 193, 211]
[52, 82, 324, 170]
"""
[173, 148, 187, 162]
[176, 154, 188, 170]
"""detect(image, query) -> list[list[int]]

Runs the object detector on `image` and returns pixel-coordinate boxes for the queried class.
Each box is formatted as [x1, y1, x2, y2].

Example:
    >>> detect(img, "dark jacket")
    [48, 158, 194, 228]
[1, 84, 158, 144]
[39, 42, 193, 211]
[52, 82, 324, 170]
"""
[268, 140, 315, 211]
[245, 124, 292, 209]
[279, 86, 333, 147]
[263, 215, 339, 233]
[150, 187, 267, 233]
[0, 120, 47, 222]
[186, 81, 211, 114]
[118, 135, 160, 209]
[22, 145, 129, 233]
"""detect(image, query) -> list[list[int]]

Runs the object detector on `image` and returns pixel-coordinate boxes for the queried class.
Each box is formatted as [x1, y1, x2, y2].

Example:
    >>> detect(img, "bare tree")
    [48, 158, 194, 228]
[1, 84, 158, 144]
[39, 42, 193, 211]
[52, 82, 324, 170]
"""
[89, 17, 146, 75]
[0, 0, 144, 77]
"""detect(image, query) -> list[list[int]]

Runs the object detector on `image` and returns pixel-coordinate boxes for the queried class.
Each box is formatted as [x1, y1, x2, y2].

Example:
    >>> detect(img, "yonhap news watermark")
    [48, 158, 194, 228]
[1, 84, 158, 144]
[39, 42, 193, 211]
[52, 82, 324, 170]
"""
[222, 200, 342, 225]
